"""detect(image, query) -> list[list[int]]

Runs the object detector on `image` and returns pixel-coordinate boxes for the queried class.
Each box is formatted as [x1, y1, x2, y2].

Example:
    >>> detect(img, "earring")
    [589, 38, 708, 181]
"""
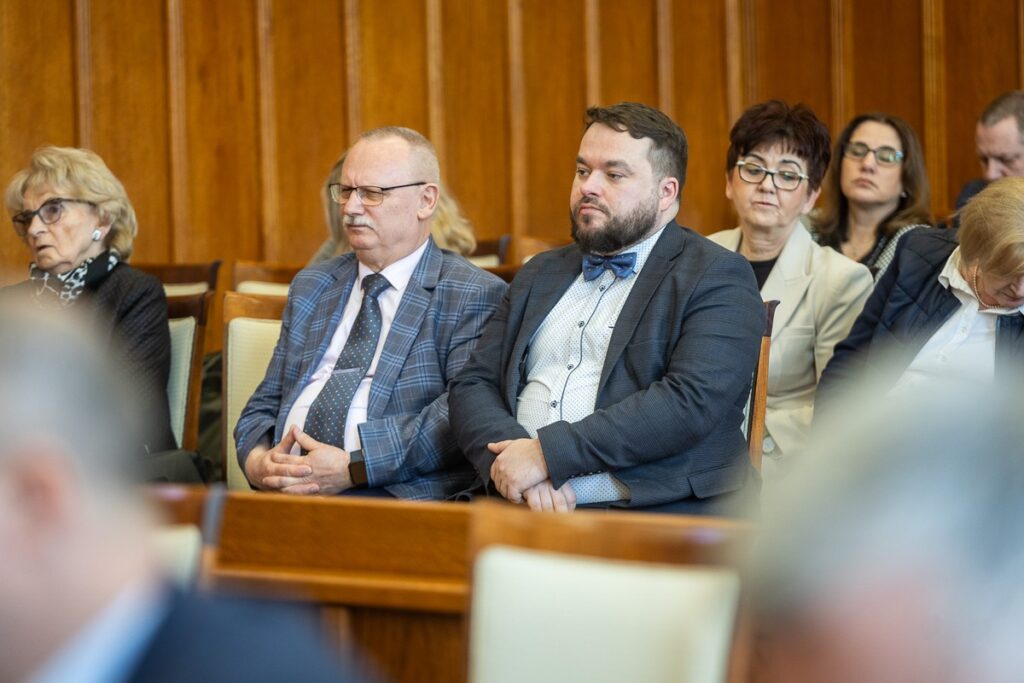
[900, 191, 908, 199]
[91, 229, 102, 242]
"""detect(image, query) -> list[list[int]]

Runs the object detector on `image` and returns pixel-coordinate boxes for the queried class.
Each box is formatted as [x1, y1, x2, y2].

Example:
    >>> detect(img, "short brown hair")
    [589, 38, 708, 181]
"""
[979, 90, 1024, 139]
[812, 113, 932, 248]
[726, 100, 831, 191]
[584, 102, 688, 190]
[959, 176, 1024, 278]
[4, 146, 139, 259]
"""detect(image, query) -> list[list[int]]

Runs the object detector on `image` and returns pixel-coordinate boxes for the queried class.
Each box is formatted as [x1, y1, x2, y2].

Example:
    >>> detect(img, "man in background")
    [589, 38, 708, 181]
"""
[956, 90, 1024, 209]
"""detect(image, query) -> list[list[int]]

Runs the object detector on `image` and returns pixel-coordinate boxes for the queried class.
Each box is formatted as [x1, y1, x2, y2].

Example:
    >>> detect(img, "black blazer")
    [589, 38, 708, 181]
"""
[449, 222, 765, 509]
[128, 590, 367, 682]
[3, 263, 176, 453]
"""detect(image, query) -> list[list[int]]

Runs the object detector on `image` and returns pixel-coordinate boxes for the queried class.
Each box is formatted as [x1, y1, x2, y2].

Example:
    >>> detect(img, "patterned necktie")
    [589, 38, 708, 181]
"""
[303, 273, 391, 448]
[582, 252, 637, 281]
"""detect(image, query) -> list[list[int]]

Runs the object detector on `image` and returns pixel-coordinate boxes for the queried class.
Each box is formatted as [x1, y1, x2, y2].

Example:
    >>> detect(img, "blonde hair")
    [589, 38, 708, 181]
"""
[959, 176, 1024, 278]
[4, 146, 138, 259]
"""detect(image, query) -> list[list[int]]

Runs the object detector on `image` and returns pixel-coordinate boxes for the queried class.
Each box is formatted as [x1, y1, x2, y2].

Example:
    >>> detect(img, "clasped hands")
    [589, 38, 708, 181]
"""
[244, 425, 353, 495]
[488, 438, 576, 512]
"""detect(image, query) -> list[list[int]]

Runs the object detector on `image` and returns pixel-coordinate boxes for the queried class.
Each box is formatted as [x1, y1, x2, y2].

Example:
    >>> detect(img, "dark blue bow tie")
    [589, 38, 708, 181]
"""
[582, 252, 637, 281]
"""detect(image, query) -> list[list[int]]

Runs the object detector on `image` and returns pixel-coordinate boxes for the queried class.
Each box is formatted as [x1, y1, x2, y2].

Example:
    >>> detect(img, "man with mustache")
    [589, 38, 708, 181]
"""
[450, 102, 765, 513]
[236, 127, 506, 499]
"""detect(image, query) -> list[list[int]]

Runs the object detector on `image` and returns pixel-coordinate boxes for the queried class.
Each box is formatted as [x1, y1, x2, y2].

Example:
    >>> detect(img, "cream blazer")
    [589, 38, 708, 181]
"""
[708, 225, 872, 459]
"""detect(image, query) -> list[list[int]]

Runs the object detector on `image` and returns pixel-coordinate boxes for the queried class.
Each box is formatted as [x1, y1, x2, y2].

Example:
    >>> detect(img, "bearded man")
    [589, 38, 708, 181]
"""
[450, 102, 765, 514]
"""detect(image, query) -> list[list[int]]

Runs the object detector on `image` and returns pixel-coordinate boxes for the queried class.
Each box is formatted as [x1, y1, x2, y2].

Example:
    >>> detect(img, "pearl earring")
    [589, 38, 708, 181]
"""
[91, 229, 102, 241]
[900, 191, 908, 199]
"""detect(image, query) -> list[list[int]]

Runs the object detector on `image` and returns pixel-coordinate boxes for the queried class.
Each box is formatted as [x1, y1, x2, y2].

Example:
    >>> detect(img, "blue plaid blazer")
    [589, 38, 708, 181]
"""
[235, 239, 506, 499]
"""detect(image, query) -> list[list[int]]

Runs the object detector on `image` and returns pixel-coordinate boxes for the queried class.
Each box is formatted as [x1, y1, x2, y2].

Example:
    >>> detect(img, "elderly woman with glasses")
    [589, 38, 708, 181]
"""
[818, 177, 1024, 407]
[708, 100, 872, 478]
[811, 113, 933, 280]
[3, 146, 175, 454]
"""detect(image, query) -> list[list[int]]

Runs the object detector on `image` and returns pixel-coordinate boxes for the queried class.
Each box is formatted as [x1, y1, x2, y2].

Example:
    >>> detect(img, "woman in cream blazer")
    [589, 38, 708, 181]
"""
[709, 100, 872, 481]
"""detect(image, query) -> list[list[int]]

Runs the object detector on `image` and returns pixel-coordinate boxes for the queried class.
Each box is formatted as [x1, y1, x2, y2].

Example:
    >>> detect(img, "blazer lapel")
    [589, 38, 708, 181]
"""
[761, 226, 813, 341]
[598, 224, 683, 389]
[367, 240, 441, 416]
[506, 248, 581, 406]
[299, 258, 357, 384]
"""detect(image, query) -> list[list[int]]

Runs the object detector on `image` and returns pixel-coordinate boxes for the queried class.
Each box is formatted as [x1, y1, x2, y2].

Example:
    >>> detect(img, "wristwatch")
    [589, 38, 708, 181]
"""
[348, 449, 368, 487]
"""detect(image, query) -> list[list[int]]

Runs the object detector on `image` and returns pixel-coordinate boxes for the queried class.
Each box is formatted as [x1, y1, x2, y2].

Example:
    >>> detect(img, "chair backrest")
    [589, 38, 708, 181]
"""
[166, 291, 213, 450]
[747, 300, 780, 470]
[235, 280, 291, 297]
[507, 235, 567, 264]
[135, 261, 222, 292]
[467, 502, 751, 683]
[222, 293, 286, 490]
[232, 260, 302, 288]
[471, 546, 739, 683]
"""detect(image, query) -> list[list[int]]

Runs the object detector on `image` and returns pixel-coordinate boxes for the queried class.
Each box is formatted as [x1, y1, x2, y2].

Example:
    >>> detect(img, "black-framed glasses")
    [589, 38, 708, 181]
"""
[844, 141, 904, 166]
[329, 182, 428, 207]
[735, 160, 808, 191]
[11, 197, 97, 237]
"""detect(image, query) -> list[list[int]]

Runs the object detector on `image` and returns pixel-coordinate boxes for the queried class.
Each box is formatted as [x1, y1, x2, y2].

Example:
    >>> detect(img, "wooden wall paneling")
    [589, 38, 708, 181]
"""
[87, 0, 173, 263]
[260, 0, 348, 263]
[519, 0, 587, 243]
[357, 0, 429, 134]
[752, 0, 833, 130]
[943, 0, 1021, 213]
[922, 0, 949, 215]
[174, 0, 263, 264]
[595, 0, 660, 107]
[0, 0, 77, 283]
[829, 0, 854, 128]
[440, 0, 511, 241]
[672, 1, 734, 234]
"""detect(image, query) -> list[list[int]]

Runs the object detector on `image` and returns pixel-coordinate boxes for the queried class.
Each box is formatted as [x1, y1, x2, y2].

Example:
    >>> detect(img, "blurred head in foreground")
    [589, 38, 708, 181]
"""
[0, 302, 153, 681]
[750, 382, 1024, 683]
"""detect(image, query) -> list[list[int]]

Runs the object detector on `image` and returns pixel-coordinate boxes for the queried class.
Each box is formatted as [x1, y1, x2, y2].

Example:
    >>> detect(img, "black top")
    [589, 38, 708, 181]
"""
[2, 263, 176, 453]
[748, 257, 778, 291]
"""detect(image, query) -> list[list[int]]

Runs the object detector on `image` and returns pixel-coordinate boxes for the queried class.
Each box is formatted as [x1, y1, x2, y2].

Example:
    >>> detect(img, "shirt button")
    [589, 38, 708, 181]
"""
[567, 364, 574, 369]
[550, 400, 558, 408]
[599, 286, 606, 291]
[578, 321, 585, 328]
[763, 436, 776, 453]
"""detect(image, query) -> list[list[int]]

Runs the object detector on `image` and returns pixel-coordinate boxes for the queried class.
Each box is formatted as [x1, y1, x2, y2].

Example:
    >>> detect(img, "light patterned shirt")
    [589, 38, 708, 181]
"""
[517, 226, 665, 503]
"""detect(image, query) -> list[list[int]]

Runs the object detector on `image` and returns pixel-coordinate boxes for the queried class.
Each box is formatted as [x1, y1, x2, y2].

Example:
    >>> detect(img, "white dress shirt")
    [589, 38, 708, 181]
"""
[891, 247, 1024, 395]
[517, 226, 664, 503]
[27, 579, 167, 683]
[284, 239, 429, 452]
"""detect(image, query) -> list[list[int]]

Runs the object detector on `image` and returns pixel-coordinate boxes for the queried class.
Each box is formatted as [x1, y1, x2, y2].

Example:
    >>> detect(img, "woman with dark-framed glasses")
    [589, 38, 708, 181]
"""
[811, 113, 933, 280]
[708, 100, 872, 482]
[3, 146, 175, 454]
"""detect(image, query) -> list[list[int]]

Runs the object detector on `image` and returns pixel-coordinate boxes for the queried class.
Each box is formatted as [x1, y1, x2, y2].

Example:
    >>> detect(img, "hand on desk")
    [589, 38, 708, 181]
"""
[245, 426, 353, 495]
[488, 438, 548, 503]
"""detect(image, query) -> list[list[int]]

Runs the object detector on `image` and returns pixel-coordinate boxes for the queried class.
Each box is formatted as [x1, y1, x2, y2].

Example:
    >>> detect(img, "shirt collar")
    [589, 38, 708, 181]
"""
[939, 247, 1024, 315]
[357, 238, 429, 296]
[608, 224, 666, 277]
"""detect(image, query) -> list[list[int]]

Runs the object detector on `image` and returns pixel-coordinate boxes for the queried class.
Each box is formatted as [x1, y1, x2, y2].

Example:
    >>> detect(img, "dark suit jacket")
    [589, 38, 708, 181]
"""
[2, 263, 176, 453]
[128, 590, 367, 682]
[817, 228, 1024, 406]
[449, 222, 765, 509]
[235, 239, 506, 500]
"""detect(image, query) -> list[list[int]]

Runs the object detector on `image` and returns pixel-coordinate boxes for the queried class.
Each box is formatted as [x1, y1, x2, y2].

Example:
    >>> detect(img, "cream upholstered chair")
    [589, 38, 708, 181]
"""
[222, 293, 286, 490]
[166, 317, 197, 448]
[470, 546, 740, 683]
[152, 524, 203, 586]
[235, 280, 291, 297]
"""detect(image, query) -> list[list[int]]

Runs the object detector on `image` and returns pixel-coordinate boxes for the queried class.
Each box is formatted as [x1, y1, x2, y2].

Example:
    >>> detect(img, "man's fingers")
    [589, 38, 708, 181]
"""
[537, 483, 555, 511]
[281, 483, 320, 495]
[292, 429, 322, 451]
[560, 481, 577, 511]
[265, 459, 312, 478]
[262, 475, 309, 489]
[487, 440, 512, 454]
[552, 486, 569, 512]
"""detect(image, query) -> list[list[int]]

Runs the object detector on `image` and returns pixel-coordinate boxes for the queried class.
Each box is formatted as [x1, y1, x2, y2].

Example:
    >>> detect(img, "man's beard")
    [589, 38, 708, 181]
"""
[570, 195, 660, 254]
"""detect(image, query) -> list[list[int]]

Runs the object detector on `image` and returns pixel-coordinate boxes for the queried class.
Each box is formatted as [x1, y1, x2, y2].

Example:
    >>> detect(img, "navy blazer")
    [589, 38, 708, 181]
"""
[449, 222, 765, 509]
[817, 228, 1024, 405]
[234, 239, 506, 500]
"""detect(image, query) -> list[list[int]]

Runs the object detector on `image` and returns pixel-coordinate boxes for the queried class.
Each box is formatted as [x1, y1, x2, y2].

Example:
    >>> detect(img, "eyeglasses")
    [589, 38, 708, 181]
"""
[734, 161, 809, 191]
[11, 197, 97, 237]
[844, 141, 904, 166]
[329, 182, 428, 207]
